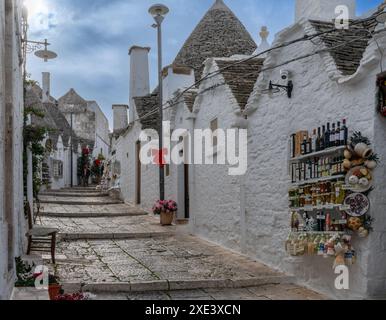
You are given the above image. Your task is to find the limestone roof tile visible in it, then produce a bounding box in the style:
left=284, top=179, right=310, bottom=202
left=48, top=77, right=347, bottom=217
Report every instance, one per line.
left=173, top=0, right=257, bottom=81
left=215, top=58, right=264, bottom=110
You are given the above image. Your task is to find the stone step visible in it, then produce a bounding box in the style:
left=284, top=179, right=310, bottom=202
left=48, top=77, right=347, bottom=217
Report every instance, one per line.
left=59, top=232, right=174, bottom=241
left=61, top=276, right=295, bottom=294
left=39, top=198, right=123, bottom=205
left=40, top=211, right=147, bottom=218
left=61, top=188, right=98, bottom=192
left=39, top=192, right=109, bottom=198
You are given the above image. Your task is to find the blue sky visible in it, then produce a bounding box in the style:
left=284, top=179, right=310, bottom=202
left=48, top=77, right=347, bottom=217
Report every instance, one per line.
left=26, top=0, right=383, bottom=128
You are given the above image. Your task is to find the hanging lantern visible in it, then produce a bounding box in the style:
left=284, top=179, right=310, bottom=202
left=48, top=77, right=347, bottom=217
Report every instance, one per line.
left=377, top=73, right=386, bottom=117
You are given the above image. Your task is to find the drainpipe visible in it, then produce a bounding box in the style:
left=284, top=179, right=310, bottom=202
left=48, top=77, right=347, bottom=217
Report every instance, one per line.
left=186, top=113, right=196, bottom=234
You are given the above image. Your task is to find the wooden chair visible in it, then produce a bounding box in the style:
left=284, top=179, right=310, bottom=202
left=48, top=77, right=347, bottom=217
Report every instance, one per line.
left=25, top=201, right=58, bottom=264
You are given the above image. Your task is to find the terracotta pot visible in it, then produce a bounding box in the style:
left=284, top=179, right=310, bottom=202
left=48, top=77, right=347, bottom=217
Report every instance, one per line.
left=48, top=284, right=62, bottom=300
left=160, top=211, right=174, bottom=226
left=354, top=143, right=373, bottom=159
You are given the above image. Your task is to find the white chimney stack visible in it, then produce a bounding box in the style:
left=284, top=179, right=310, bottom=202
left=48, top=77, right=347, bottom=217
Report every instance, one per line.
left=253, top=26, right=270, bottom=56
left=129, top=46, right=150, bottom=124
left=295, top=0, right=356, bottom=22
left=42, top=72, right=50, bottom=103
left=112, top=104, right=129, bottom=133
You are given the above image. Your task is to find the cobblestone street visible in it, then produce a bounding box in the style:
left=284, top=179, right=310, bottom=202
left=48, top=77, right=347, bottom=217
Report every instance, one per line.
left=36, top=188, right=326, bottom=300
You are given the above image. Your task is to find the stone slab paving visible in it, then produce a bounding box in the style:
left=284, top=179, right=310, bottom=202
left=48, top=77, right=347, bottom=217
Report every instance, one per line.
left=39, top=196, right=123, bottom=205
left=93, top=284, right=325, bottom=300
left=39, top=203, right=148, bottom=218
left=51, top=235, right=293, bottom=288
left=40, top=216, right=175, bottom=239
left=40, top=192, right=109, bottom=197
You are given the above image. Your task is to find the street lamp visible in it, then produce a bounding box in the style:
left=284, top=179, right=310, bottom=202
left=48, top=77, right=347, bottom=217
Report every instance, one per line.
left=149, top=4, right=169, bottom=201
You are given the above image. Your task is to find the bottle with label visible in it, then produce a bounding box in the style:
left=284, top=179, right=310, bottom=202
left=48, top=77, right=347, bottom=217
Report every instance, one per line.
left=307, top=138, right=312, bottom=154
left=316, top=128, right=321, bottom=152
left=325, top=123, right=331, bottom=149
left=311, top=129, right=317, bottom=153
left=336, top=122, right=341, bottom=147
left=341, top=119, right=348, bottom=146
left=301, top=135, right=307, bottom=155
left=320, top=126, right=326, bottom=151
left=330, top=123, right=336, bottom=147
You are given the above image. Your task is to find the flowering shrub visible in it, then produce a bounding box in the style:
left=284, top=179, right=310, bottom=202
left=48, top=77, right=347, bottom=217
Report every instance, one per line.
left=152, top=200, right=178, bottom=215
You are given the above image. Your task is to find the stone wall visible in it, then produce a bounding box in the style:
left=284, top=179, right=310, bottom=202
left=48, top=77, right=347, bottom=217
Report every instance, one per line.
left=189, top=61, right=244, bottom=252
left=0, top=0, right=25, bottom=300
left=114, top=122, right=159, bottom=213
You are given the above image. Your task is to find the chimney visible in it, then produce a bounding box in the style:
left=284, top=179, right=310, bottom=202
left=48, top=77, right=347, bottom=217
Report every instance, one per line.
left=295, top=0, right=356, bottom=22
left=129, top=46, right=151, bottom=124
left=42, top=72, right=50, bottom=103
left=112, top=104, right=128, bottom=133
left=253, top=26, right=270, bottom=57
left=162, top=65, right=195, bottom=104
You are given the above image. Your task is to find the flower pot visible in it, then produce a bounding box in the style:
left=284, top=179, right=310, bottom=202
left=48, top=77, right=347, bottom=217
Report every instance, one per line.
left=354, top=143, right=373, bottom=159
left=160, top=211, right=174, bottom=226
left=48, top=284, right=62, bottom=300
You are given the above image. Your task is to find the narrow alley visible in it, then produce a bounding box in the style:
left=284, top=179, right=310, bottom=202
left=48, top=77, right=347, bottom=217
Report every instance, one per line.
left=36, top=187, right=325, bottom=300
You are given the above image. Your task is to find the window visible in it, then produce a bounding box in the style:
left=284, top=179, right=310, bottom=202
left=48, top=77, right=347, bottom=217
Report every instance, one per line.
left=165, top=164, right=170, bottom=177
left=53, top=160, right=63, bottom=178
left=210, top=118, right=218, bottom=146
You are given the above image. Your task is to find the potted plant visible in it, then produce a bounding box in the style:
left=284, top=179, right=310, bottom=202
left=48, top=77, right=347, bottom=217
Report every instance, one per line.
left=153, top=200, right=178, bottom=226
left=48, top=275, right=61, bottom=300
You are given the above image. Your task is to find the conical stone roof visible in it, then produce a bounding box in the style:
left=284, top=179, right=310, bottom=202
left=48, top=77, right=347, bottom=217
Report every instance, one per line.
left=58, top=88, right=87, bottom=106
left=173, top=0, right=257, bottom=81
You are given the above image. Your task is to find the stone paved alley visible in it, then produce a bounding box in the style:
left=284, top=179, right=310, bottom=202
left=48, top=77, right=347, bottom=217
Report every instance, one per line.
left=36, top=188, right=326, bottom=300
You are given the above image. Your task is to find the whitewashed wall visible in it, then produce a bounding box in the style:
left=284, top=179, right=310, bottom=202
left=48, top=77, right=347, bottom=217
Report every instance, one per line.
left=0, top=0, right=25, bottom=300
left=88, top=101, right=110, bottom=158
left=189, top=60, right=244, bottom=252
left=242, top=22, right=386, bottom=299
left=114, top=121, right=159, bottom=213
left=0, top=0, right=7, bottom=299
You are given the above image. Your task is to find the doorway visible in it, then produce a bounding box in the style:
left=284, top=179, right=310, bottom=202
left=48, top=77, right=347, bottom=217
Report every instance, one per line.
left=135, top=141, right=141, bottom=205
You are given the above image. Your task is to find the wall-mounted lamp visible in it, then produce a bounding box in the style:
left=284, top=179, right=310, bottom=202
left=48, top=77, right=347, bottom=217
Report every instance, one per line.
left=262, top=80, right=294, bottom=98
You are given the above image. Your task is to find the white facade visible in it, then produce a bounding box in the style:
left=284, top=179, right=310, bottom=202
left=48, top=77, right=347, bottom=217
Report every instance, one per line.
left=0, top=0, right=26, bottom=300
left=88, top=101, right=110, bottom=158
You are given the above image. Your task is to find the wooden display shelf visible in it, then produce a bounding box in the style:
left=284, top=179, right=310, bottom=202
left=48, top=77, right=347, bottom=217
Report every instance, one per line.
left=290, top=204, right=350, bottom=212
left=290, top=146, right=346, bottom=162
left=290, top=174, right=345, bottom=187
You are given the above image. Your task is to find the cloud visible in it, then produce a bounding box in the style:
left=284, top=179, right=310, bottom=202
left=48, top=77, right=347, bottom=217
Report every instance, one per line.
left=26, top=0, right=383, bottom=129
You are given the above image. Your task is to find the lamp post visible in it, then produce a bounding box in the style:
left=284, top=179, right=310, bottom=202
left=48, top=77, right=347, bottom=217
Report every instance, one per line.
left=149, top=4, right=169, bottom=201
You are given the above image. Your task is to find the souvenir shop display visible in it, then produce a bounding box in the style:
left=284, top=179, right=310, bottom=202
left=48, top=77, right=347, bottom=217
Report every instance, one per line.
left=287, top=125, right=378, bottom=268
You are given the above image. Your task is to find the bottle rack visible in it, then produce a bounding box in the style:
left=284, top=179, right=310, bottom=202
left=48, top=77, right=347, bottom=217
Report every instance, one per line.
left=290, top=146, right=346, bottom=162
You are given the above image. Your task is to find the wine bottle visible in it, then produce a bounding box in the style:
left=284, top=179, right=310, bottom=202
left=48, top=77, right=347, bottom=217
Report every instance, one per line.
left=320, top=125, right=326, bottom=151
left=307, top=138, right=312, bottom=154
left=311, top=129, right=317, bottom=153
left=301, top=135, right=307, bottom=155
left=316, top=128, right=321, bottom=152
left=336, top=122, right=341, bottom=147
left=341, top=119, right=348, bottom=145
left=330, top=123, right=336, bottom=148
left=325, top=123, right=331, bottom=149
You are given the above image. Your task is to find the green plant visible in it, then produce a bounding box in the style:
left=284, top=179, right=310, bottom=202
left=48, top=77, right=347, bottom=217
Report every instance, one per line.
left=368, top=153, right=380, bottom=163
left=15, top=257, right=35, bottom=287
left=23, top=80, right=51, bottom=199
left=350, top=131, right=371, bottom=147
